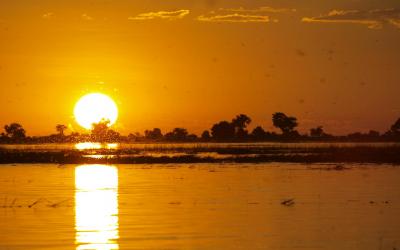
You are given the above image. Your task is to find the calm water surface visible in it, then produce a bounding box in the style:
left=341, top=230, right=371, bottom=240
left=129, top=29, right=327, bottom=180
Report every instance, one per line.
left=0, top=163, right=399, bottom=250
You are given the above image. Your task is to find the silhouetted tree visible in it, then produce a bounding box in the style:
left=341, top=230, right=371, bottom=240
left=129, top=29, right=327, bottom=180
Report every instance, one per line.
left=144, top=128, right=163, bottom=141
left=236, top=128, right=249, bottom=139
left=127, top=132, right=143, bottom=142
left=165, top=128, right=189, bottom=141
left=69, top=132, right=80, bottom=143
left=106, top=129, right=121, bottom=142
left=211, top=121, right=235, bottom=141
left=368, top=130, right=380, bottom=137
left=348, top=132, right=367, bottom=141
left=4, top=123, right=26, bottom=140
left=310, top=126, right=324, bottom=137
left=201, top=130, right=211, bottom=141
left=187, top=134, right=198, bottom=141
left=272, top=112, right=298, bottom=135
left=56, top=124, right=67, bottom=136
left=390, top=118, right=400, bottom=134
left=251, top=126, right=266, bottom=140
left=91, top=119, right=120, bottom=142
left=91, top=120, right=110, bottom=142
left=232, top=114, right=251, bottom=130
left=382, top=118, right=400, bottom=140
left=4, top=113, right=400, bottom=144
left=232, top=114, right=251, bottom=139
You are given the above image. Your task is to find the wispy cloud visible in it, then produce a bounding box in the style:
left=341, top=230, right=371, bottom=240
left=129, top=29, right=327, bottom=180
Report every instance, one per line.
left=197, top=6, right=294, bottom=23
left=219, top=6, right=296, bottom=13
left=197, top=13, right=269, bottom=23
left=42, top=12, right=54, bottom=19
left=81, top=14, right=93, bottom=21
left=302, top=8, right=400, bottom=29
left=128, top=10, right=190, bottom=21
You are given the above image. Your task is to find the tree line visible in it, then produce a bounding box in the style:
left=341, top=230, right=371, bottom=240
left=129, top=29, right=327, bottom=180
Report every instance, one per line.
left=1, top=113, right=400, bottom=143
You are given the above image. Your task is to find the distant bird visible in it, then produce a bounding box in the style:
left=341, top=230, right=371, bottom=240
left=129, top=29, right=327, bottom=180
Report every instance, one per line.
left=296, top=49, right=305, bottom=57
left=281, top=198, right=295, bottom=206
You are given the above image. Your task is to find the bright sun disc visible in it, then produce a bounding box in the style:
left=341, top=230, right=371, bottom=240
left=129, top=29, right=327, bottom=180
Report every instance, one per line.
left=74, top=93, right=118, bottom=130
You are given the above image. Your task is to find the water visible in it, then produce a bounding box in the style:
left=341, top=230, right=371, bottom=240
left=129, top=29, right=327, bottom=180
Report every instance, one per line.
left=0, top=163, right=399, bottom=249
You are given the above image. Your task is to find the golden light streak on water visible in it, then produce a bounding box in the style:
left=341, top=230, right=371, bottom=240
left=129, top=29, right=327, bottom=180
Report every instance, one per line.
left=75, top=143, right=119, bottom=150
left=75, top=165, right=119, bottom=250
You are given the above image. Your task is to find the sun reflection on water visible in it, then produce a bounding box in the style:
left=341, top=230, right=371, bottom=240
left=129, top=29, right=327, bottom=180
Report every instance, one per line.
left=75, top=165, right=119, bottom=250
left=75, top=143, right=119, bottom=150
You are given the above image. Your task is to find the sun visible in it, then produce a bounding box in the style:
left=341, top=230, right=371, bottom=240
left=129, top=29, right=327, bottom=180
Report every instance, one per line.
left=74, top=93, right=118, bottom=130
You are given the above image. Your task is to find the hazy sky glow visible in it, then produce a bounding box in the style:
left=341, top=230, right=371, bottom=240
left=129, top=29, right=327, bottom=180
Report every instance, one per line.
left=1, top=0, right=400, bottom=135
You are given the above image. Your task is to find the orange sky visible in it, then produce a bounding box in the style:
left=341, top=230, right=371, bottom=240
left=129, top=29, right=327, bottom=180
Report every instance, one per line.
left=1, top=0, right=400, bottom=136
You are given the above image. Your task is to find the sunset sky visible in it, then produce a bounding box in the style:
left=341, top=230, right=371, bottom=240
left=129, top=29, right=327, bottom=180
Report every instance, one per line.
left=1, top=0, right=400, bottom=136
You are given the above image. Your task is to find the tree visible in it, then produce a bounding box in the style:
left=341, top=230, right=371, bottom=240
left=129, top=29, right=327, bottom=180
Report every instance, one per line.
left=187, top=134, right=198, bottom=141
left=201, top=130, right=211, bottom=141
left=272, top=112, right=298, bottom=135
left=211, top=121, right=235, bottom=141
left=310, top=126, right=324, bottom=137
left=232, top=114, right=251, bottom=139
left=56, top=124, right=67, bottom=136
left=91, top=119, right=120, bottom=142
left=106, top=129, right=121, bottom=142
left=368, top=130, right=380, bottom=137
left=231, top=114, right=251, bottom=130
left=128, top=132, right=143, bottom=142
left=4, top=123, right=26, bottom=140
left=144, top=128, right=163, bottom=140
left=164, top=128, right=189, bottom=141
left=236, top=128, right=249, bottom=139
left=390, top=118, right=400, bottom=134
left=251, top=126, right=266, bottom=140
left=69, top=132, right=80, bottom=142
left=91, top=120, right=110, bottom=140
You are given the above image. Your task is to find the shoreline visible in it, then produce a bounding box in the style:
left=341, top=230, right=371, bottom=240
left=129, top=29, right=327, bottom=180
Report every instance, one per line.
left=1, top=145, right=400, bottom=164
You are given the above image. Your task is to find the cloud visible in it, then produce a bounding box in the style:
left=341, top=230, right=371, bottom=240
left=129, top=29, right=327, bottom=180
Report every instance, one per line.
left=197, top=13, right=269, bottom=23
left=219, top=6, right=296, bottom=13
left=302, top=8, right=400, bottom=29
left=197, top=6, right=295, bottom=23
left=42, top=12, right=54, bottom=19
left=128, top=10, right=190, bottom=21
left=197, top=13, right=270, bottom=23
left=81, top=14, right=93, bottom=21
